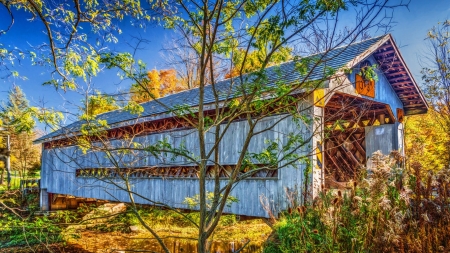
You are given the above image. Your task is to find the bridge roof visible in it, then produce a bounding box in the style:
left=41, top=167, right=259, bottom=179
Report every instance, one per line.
left=35, top=34, right=427, bottom=144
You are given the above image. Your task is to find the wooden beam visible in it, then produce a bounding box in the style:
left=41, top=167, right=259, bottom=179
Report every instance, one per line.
left=385, top=71, right=408, bottom=78
left=367, top=116, right=378, bottom=126
left=379, top=60, right=402, bottom=66
left=348, top=135, right=366, bottom=158
left=375, top=43, right=394, bottom=52
left=398, top=93, right=420, bottom=99
left=389, top=76, right=411, bottom=82
left=391, top=83, right=413, bottom=88
left=336, top=153, right=354, bottom=175
left=404, top=103, right=427, bottom=108
left=375, top=55, right=398, bottom=62
left=325, top=152, right=340, bottom=170
left=385, top=105, right=396, bottom=123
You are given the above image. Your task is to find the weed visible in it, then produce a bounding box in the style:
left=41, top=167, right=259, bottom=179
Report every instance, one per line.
left=264, top=151, right=450, bottom=253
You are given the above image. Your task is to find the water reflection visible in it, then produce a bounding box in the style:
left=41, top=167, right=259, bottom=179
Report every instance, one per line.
left=132, top=239, right=262, bottom=253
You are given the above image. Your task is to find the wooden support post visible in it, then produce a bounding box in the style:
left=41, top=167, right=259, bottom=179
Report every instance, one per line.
left=312, top=105, right=324, bottom=198
left=378, top=114, right=385, bottom=125
left=40, top=188, right=49, bottom=211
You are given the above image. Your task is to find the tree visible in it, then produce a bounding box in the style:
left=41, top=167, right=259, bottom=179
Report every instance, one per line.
left=0, top=0, right=153, bottom=89
left=0, top=86, right=41, bottom=186
left=0, top=0, right=150, bottom=190
left=420, top=20, right=450, bottom=168
left=83, top=91, right=120, bottom=117
left=75, top=1, right=405, bottom=252
left=405, top=110, right=449, bottom=172
left=130, top=69, right=185, bottom=103
left=0, top=86, right=34, bottom=187
left=10, top=131, right=41, bottom=179
left=0, top=86, right=62, bottom=187
left=225, top=46, right=293, bottom=79
left=0, top=86, right=35, bottom=133
left=162, top=37, right=204, bottom=90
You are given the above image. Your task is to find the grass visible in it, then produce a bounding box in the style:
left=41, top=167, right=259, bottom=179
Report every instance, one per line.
left=0, top=170, right=41, bottom=192
left=0, top=177, right=21, bottom=191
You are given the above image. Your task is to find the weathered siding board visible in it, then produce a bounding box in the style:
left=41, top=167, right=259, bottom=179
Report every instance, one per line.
left=61, top=177, right=277, bottom=217
left=69, top=115, right=306, bottom=168
left=365, top=124, right=394, bottom=157
left=40, top=150, right=50, bottom=189
left=41, top=113, right=314, bottom=217
left=277, top=99, right=314, bottom=210
left=311, top=105, right=323, bottom=198
left=374, top=69, right=403, bottom=119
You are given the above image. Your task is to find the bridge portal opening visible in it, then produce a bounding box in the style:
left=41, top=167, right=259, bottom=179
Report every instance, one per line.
left=323, top=93, right=395, bottom=188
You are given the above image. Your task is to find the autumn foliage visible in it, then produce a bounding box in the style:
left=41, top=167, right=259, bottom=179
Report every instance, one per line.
left=405, top=110, right=450, bottom=172
left=404, top=21, right=450, bottom=172
left=225, top=47, right=292, bottom=79
left=84, top=91, right=120, bottom=117
left=130, top=69, right=186, bottom=103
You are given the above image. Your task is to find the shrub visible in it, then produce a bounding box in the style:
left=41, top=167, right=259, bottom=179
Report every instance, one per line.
left=264, top=151, right=450, bottom=253
left=0, top=214, right=62, bottom=247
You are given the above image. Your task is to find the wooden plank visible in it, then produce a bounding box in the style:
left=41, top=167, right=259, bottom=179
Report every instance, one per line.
left=391, top=81, right=413, bottom=86
left=398, top=93, right=420, bottom=98
left=348, top=135, right=365, bottom=158
left=325, top=152, right=340, bottom=171
left=375, top=55, right=398, bottom=62
left=375, top=43, right=394, bottom=52
left=385, top=71, right=408, bottom=78
left=389, top=76, right=411, bottom=82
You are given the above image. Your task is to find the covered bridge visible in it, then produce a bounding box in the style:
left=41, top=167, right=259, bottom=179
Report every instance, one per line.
left=35, top=34, right=427, bottom=217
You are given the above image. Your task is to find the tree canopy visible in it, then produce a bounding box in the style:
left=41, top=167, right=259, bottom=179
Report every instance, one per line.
left=225, top=47, right=293, bottom=79
left=410, top=20, right=450, bottom=170
left=0, top=86, right=36, bottom=133
left=0, top=86, right=41, bottom=184
left=130, top=69, right=185, bottom=103
left=405, top=110, right=450, bottom=172
left=83, top=91, right=120, bottom=117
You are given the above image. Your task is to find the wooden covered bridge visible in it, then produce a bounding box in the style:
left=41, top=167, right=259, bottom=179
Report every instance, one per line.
left=35, top=34, right=427, bottom=217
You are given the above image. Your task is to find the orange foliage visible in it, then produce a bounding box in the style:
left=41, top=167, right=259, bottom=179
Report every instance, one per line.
left=130, top=69, right=186, bottom=103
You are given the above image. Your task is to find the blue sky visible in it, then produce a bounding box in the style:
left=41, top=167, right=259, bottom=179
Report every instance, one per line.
left=0, top=0, right=449, bottom=129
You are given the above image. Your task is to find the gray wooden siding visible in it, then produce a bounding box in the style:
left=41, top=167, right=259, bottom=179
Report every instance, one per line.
left=365, top=125, right=395, bottom=156
left=41, top=113, right=314, bottom=217
left=365, top=123, right=403, bottom=157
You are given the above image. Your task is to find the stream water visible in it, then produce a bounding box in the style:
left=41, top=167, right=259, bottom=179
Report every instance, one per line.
left=131, top=239, right=263, bottom=253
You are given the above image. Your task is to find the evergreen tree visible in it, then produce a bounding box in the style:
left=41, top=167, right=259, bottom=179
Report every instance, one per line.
left=0, top=86, right=40, bottom=182
left=0, top=85, right=36, bottom=133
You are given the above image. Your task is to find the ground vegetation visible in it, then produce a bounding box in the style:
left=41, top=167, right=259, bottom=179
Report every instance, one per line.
left=264, top=152, right=450, bottom=253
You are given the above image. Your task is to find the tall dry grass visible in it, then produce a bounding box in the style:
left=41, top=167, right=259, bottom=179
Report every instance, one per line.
left=264, top=151, right=450, bottom=253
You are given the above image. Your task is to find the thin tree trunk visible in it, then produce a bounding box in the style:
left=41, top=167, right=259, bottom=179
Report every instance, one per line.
left=6, top=135, right=11, bottom=190
left=198, top=233, right=209, bottom=253
left=0, top=167, right=4, bottom=185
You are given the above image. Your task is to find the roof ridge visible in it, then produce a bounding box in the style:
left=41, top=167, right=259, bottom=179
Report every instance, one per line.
left=216, top=34, right=389, bottom=83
